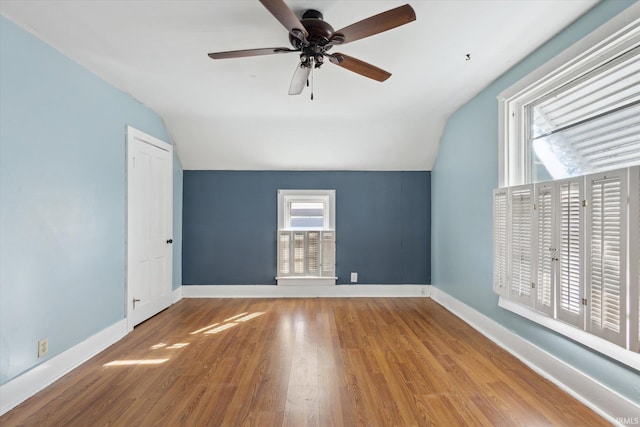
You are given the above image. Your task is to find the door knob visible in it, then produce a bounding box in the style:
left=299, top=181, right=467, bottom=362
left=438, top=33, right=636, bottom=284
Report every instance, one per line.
left=166, top=239, right=173, bottom=244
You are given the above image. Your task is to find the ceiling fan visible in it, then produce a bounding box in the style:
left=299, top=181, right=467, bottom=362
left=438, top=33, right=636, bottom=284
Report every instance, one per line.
left=208, top=0, right=416, bottom=96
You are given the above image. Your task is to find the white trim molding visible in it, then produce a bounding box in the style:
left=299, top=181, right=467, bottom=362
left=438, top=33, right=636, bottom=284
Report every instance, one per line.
left=172, top=286, right=183, bottom=304
left=275, top=277, right=337, bottom=286
left=182, top=284, right=431, bottom=298
left=499, top=296, right=640, bottom=371
left=430, top=287, right=639, bottom=426
left=0, top=319, right=128, bottom=416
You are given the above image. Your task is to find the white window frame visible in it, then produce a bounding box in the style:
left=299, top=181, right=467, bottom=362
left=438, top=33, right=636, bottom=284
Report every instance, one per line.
left=497, top=2, right=640, bottom=188
left=277, top=189, right=335, bottom=230
left=276, top=190, right=336, bottom=286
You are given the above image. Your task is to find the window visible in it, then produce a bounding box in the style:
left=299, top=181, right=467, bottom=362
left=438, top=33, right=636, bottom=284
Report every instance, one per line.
left=528, top=50, right=640, bottom=183
left=498, top=5, right=640, bottom=187
left=289, top=202, right=325, bottom=229
left=276, top=190, right=336, bottom=286
left=494, top=4, right=640, bottom=370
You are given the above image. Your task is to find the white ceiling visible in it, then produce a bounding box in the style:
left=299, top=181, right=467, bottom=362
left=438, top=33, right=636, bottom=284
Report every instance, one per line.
left=1, top=0, right=598, bottom=170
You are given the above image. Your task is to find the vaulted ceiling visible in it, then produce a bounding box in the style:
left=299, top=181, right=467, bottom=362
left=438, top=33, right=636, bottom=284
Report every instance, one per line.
left=1, top=0, right=598, bottom=170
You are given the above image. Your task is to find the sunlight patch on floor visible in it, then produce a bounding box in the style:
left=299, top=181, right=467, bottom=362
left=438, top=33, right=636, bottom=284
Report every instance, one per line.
left=104, top=359, right=169, bottom=367
left=224, top=312, right=248, bottom=322
left=190, top=323, right=220, bottom=334
left=167, top=343, right=189, bottom=349
left=192, top=312, right=265, bottom=335
left=235, top=312, right=264, bottom=322
left=205, top=323, right=238, bottom=334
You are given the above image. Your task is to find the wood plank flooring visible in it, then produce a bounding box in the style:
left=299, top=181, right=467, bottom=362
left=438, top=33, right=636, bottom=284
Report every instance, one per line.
left=1, top=298, right=609, bottom=426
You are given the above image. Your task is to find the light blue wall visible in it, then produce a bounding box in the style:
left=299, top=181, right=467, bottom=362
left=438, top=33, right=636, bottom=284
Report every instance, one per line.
left=0, top=16, right=182, bottom=384
left=432, top=0, right=639, bottom=405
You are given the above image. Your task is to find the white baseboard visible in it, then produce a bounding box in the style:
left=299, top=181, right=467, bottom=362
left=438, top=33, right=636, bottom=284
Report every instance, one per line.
left=171, top=286, right=183, bottom=304
left=430, top=287, right=639, bottom=426
left=182, top=284, right=431, bottom=298
left=0, top=319, right=128, bottom=416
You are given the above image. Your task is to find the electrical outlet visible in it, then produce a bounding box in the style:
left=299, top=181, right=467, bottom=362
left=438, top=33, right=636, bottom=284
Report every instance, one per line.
left=350, top=272, right=358, bottom=283
left=38, top=338, right=48, bottom=358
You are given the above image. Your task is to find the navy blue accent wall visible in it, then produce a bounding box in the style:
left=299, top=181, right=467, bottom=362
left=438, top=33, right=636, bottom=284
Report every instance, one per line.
left=183, top=171, right=430, bottom=285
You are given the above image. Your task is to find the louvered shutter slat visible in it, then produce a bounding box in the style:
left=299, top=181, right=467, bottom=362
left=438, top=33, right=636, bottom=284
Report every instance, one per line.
left=494, top=189, right=509, bottom=296
left=556, top=179, right=584, bottom=327
left=278, top=232, right=291, bottom=275
left=587, top=171, right=627, bottom=346
left=321, top=231, right=335, bottom=277
left=510, top=186, right=534, bottom=305
left=293, top=232, right=306, bottom=274
left=307, top=231, right=320, bottom=274
left=535, top=184, right=554, bottom=315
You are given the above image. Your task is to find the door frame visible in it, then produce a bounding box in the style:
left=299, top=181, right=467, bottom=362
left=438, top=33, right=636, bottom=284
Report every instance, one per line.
left=126, top=125, right=173, bottom=331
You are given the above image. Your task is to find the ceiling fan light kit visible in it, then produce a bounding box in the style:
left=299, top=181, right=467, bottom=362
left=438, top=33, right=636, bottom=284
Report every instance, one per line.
left=208, top=0, right=416, bottom=96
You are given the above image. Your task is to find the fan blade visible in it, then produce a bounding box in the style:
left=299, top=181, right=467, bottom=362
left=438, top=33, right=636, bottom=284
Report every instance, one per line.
left=332, top=4, right=415, bottom=44
left=259, top=0, right=308, bottom=39
left=327, top=53, right=391, bottom=82
left=289, top=63, right=311, bottom=95
left=208, top=47, right=297, bottom=60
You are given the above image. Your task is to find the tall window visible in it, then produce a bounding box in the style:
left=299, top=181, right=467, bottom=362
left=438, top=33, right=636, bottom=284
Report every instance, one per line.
left=498, top=7, right=640, bottom=187
left=276, top=190, right=336, bottom=285
left=493, top=4, right=640, bottom=370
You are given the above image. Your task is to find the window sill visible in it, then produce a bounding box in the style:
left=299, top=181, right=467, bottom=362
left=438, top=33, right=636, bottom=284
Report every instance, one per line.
left=276, top=277, right=337, bottom=286
left=498, top=297, right=640, bottom=371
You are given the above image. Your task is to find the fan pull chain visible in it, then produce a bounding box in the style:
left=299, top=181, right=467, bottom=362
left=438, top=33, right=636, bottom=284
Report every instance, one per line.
left=310, top=65, right=314, bottom=101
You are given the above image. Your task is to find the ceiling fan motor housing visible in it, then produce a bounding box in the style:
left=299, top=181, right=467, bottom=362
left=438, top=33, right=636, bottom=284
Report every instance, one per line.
left=289, top=9, right=336, bottom=51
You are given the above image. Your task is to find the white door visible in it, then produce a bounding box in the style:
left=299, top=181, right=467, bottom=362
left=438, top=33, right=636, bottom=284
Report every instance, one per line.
left=126, top=126, right=173, bottom=330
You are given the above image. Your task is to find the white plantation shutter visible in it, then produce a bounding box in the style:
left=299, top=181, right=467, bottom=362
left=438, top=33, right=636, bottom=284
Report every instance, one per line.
left=278, top=232, right=291, bottom=275
left=534, top=183, right=555, bottom=316
left=630, top=166, right=640, bottom=352
left=307, top=231, right=320, bottom=275
left=510, top=185, right=534, bottom=306
left=321, top=231, right=335, bottom=277
left=586, top=169, right=628, bottom=346
left=293, top=231, right=306, bottom=274
left=276, top=230, right=335, bottom=278
left=556, top=178, right=585, bottom=327
left=493, top=189, right=509, bottom=296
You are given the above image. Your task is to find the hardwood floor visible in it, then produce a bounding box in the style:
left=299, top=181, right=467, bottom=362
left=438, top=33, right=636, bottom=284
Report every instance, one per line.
left=2, top=298, right=609, bottom=426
